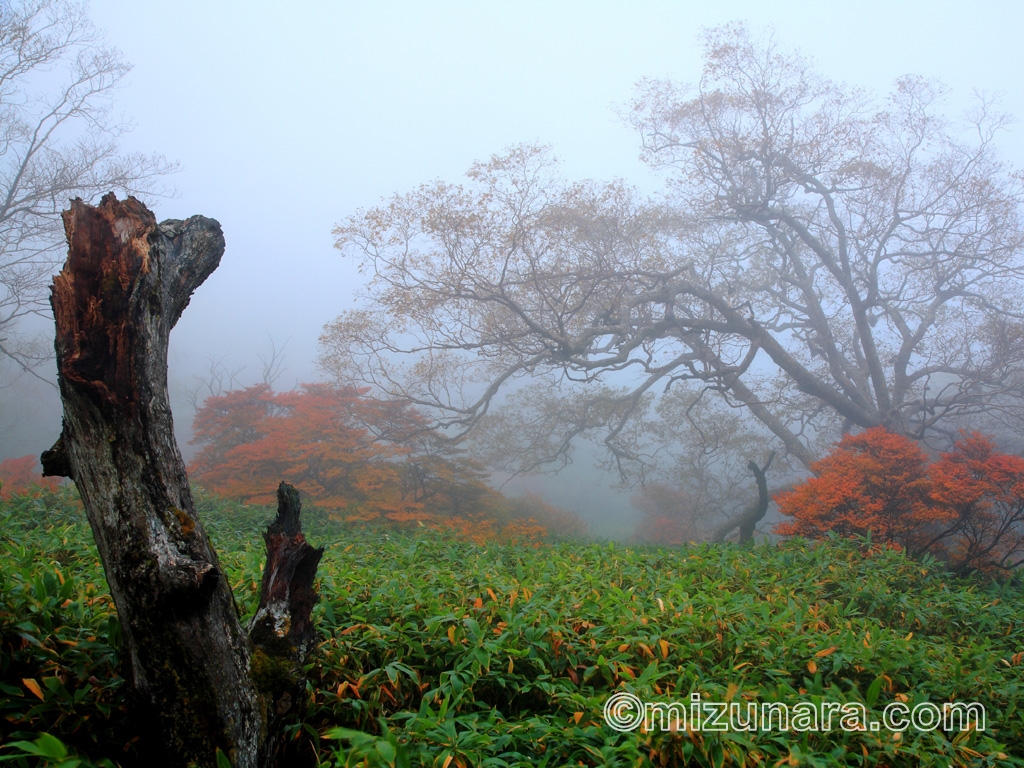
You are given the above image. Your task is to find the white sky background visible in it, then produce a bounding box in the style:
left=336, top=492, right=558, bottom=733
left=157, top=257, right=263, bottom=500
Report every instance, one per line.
left=12, top=0, right=1024, bottom=534
left=86, top=0, right=1024, bottom=388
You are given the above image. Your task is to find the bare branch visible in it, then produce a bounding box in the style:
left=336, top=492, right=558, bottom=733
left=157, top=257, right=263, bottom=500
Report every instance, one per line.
left=321, top=25, right=1024, bottom=508
left=0, top=0, right=177, bottom=373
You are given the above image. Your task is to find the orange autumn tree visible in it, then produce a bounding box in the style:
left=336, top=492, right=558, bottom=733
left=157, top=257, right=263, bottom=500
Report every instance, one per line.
left=190, top=383, right=419, bottom=520
left=189, top=384, right=572, bottom=543
left=0, top=455, right=60, bottom=499
left=775, top=428, right=938, bottom=547
left=776, top=427, right=1024, bottom=574
left=927, top=433, right=1024, bottom=574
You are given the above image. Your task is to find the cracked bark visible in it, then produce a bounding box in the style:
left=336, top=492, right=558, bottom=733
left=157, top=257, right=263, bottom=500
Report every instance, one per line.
left=41, top=194, right=320, bottom=768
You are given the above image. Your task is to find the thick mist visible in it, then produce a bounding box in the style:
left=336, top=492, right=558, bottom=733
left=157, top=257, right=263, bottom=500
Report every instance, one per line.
left=4, top=1, right=1024, bottom=540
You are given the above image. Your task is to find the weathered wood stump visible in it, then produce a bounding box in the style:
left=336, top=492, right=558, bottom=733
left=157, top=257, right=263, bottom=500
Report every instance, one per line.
left=42, top=194, right=322, bottom=767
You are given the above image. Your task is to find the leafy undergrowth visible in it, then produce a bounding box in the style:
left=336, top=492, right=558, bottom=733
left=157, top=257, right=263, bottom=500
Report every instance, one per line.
left=1, top=489, right=1022, bottom=767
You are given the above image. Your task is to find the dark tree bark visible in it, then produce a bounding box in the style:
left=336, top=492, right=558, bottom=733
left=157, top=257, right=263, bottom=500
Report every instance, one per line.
left=41, top=194, right=321, bottom=768
left=250, top=483, right=324, bottom=758
left=712, top=452, right=776, bottom=545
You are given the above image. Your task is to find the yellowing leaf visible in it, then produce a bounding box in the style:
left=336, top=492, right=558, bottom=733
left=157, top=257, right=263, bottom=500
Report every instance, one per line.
left=659, top=639, right=670, bottom=659
left=807, top=660, right=817, bottom=674
left=815, top=646, right=838, bottom=658
left=22, top=678, right=44, bottom=701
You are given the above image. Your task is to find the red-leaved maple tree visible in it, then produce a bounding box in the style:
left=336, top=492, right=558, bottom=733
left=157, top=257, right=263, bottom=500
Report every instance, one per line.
left=927, top=433, right=1024, bottom=574
left=190, top=383, right=415, bottom=519
left=189, top=384, right=583, bottom=543
left=776, top=428, right=1024, bottom=574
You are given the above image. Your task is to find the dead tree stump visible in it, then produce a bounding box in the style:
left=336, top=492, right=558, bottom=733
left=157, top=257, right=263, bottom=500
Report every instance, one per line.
left=41, top=194, right=321, bottom=768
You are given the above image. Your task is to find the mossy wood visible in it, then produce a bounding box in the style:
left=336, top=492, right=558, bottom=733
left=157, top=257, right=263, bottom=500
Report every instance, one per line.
left=41, top=194, right=322, bottom=768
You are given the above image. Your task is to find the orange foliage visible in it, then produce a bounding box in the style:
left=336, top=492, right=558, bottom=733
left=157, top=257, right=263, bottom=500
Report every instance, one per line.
left=774, top=428, right=938, bottom=546
left=776, top=428, right=1024, bottom=574
left=0, top=455, right=60, bottom=499
left=190, top=384, right=416, bottom=519
left=928, top=433, right=1024, bottom=574
left=189, top=385, right=579, bottom=544
left=498, top=518, right=549, bottom=547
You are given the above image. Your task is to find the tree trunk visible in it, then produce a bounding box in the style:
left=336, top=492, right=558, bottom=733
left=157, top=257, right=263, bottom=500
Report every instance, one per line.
left=250, top=483, right=324, bottom=761
left=712, top=453, right=776, bottom=544
left=41, top=194, right=321, bottom=768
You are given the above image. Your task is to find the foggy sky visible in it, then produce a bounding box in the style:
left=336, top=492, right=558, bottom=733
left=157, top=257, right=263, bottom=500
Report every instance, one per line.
left=84, top=0, right=1024, bottom=387
left=7, top=0, right=1024, bottom=535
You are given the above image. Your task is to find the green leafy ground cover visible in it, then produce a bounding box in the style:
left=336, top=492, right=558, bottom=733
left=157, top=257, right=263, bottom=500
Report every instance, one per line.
left=1, top=489, right=1022, bottom=767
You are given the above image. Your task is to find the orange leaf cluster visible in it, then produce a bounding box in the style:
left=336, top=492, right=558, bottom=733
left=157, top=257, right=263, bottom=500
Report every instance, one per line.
left=189, top=385, right=580, bottom=543
left=776, top=428, right=1024, bottom=574
left=0, top=455, right=60, bottom=499
left=190, top=384, right=410, bottom=516
left=775, top=428, right=938, bottom=544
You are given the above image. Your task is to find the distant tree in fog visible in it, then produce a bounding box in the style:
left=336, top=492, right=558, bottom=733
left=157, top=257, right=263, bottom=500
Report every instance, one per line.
left=189, top=382, right=585, bottom=541
left=0, top=453, right=57, bottom=496
left=320, top=24, right=1024, bottom=524
left=189, top=383, right=414, bottom=513
left=631, top=482, right=703, bottom=546
left=183, top=335, right=290, bottom=413
left=0, top=0, right=173, bottom=376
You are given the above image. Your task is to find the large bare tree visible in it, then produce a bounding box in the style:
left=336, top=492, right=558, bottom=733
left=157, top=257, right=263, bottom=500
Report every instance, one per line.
left=320, top=25, right=1024, bottom=489
left=0, top=0, right=172, bottom=377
